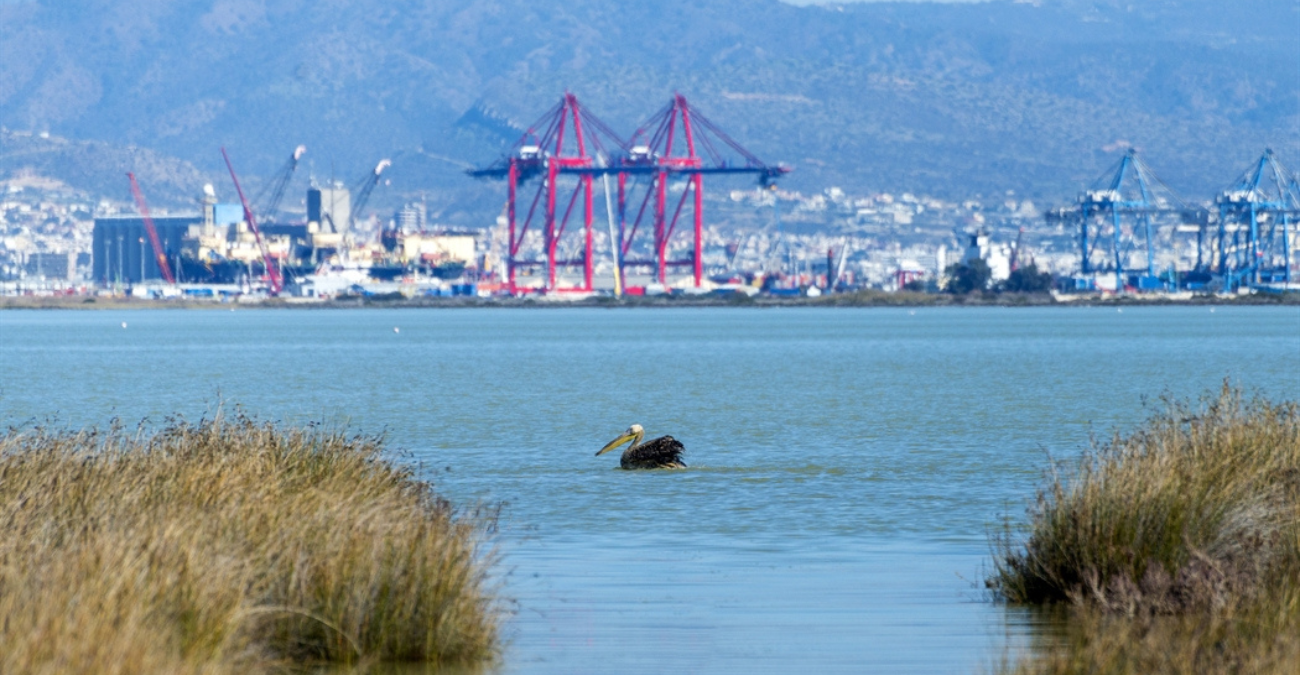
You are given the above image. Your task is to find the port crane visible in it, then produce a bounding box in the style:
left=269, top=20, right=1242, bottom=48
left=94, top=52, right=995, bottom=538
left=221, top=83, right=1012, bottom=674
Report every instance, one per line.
left=614, top=94, right=791, bottom=287
left=1215, top=149, right=1298, bottom=289
left=468, top=92, right=790, bottom=293
left=125, top=172, right=176, bottom=284
left=251, top=145, right=306, bottom=223
left=349, top=159, right=392, bottom=230
left=221, top=147, right=284, bottom=295
left=1073, top=149, right=1187, bottom=290
left=468, top=92, right=627, bottom=292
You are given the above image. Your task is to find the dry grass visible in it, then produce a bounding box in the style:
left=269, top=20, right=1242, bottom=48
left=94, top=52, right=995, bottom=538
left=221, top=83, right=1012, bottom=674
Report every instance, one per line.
left=1005, top=585, right=1300, bottom=675
left=0, top=413, right=499, bottom=674
left=991, top=384, right=1300, bottom=674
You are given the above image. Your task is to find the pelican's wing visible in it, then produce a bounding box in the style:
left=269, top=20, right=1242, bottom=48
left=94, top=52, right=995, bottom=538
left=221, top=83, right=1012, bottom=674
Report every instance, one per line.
left=624, top=435, right=686, bottom=469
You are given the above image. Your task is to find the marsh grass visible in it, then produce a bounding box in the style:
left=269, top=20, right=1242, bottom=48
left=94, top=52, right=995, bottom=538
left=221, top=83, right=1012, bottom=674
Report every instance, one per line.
left=991, top=384, right=1300, bottom=673
left=1003, top=584, right=1300, bottom=674
left=0, top=413, right=499, bottom=674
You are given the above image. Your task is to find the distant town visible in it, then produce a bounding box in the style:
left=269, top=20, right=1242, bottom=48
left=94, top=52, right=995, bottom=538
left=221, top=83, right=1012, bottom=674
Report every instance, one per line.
left=1, top=138, right=1295, bottom=303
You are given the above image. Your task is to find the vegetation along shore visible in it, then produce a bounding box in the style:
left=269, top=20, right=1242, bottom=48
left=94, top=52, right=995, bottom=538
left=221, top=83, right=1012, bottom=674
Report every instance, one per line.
left=3, top=382, right=1297, bottom=674
left=991, top=385, right=1300, bottom=674
left=0, top=414, right=499, bottom=674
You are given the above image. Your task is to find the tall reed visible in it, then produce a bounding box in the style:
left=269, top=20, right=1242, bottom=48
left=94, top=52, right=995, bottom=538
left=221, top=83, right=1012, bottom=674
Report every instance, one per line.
left=991, top=384, right=1300, bottom=673
left=0, top=413, right=499, bottom=674
left=992, top=384, right=1300, bottom=610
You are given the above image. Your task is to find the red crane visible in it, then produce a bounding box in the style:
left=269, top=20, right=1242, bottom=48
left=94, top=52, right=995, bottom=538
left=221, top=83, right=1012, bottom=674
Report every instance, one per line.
left=594, top=94, right=790, bottom=287
left=469, top=92, right=790, bottom=293
left=221, top=147, right=284, bottom=295
left=468, top=92, right=625, bottom=293
left=125, top=172, right=176, bottom=284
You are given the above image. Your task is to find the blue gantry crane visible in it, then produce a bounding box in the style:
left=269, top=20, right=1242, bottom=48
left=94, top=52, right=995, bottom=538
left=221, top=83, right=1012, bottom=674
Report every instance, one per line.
left=1215, top=149, right=1298, bottom=290
left=1075, top=149, right=1187, bottom=290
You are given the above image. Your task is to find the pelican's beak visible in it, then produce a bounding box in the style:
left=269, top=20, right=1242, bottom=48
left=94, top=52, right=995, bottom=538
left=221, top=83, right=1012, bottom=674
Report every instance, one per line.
left=596, top=432, right=635, bottom=456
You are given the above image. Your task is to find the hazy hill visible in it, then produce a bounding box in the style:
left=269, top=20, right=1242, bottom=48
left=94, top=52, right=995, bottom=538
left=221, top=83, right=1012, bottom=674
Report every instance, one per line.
left=1, top=0, right=1296, bottom=218
left=0, top=128, right=210, bottom=205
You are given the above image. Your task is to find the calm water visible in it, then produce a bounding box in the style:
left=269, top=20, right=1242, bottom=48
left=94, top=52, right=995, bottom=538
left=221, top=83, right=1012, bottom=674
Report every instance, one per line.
left=2, top=306, right=1298, bottom=673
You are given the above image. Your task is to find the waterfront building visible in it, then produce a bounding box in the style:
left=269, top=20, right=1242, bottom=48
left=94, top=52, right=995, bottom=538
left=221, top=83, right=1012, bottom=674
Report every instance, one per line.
left=92, top=216, right=198, bottom=284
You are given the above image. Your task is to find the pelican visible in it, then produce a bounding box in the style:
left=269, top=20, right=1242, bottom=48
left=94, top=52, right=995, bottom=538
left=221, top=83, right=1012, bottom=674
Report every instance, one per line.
left=596, top=424, right=686, bottom=470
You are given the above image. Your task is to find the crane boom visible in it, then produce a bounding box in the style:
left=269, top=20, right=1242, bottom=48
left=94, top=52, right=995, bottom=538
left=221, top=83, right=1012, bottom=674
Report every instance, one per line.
left=221, top=147, right=284, bottom=294
left=349, top=159, right=391, bottom=227
left=834, top=242, right=849, bottom=288
left=125, top=172, right=176, bottom=284
left=253, top=145, right=306, bottom=222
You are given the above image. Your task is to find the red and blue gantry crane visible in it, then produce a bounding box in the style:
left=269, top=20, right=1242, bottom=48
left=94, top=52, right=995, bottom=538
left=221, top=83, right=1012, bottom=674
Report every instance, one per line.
left=615, top=93, right=790, bottom=287
left=468, top=92, right=625, bottom=293
left=469, top=92, right=789, bottom=293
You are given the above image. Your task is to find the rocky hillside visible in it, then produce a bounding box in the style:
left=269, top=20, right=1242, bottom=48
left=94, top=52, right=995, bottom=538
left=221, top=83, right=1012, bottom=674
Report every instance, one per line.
left=1, top=0, right=1295, bottom=215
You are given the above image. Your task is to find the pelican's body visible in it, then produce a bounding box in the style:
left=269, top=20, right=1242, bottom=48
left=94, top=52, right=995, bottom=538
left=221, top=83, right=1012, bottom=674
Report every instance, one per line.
left=596, top=424, right=686, bottom=470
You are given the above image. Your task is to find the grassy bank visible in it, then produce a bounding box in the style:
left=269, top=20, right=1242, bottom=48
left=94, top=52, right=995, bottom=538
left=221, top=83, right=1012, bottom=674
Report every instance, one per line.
left=0, top=414, right=499, bottom=674
left=991, top=385, right=1300, bottom=673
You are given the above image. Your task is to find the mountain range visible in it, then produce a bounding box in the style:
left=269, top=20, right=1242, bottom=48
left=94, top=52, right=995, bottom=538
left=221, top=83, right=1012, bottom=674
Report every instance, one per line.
left=1, top=0, right=1296, bottom=221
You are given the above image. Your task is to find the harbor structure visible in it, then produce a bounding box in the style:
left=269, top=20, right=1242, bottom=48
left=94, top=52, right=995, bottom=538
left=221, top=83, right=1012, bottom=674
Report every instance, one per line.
left=1215, top=149, right=1297, bottom=290
left=308, top=187, right=351, bottom=235
left=469, top=92, right=789, bottom=294
left=1046, top=147, right=1298, bottom=294
left=92, top=216, right=196, bottom=285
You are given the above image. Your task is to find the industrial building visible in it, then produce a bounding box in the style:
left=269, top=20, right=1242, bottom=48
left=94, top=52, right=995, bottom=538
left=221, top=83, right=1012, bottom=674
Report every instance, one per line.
left=88, top=174, right=482, bottom=295
left=307, top=187, right=351, bottom=234
left=92, top=216, right=198, bottom=285
left=23, top=251, right=79, bottom=280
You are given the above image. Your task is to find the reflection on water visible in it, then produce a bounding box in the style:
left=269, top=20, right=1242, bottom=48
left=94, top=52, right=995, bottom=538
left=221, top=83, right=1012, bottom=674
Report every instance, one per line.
left=2, top=306, right=1296, bottom=673
left=312, top=661, right=491, bottom=675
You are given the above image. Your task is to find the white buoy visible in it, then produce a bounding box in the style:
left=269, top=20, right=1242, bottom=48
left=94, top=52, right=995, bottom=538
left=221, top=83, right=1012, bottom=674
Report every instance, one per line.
left=393, top=327, right=400, bottom=333
left=121, top=321, right=127, bottom=328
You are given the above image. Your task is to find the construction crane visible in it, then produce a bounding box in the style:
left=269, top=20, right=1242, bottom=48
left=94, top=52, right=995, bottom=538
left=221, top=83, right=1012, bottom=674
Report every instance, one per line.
left=221, top=147, right=284, bottom=295
left=251, top=145, right=306, bottom=223
left=349, top=159, right=392, bottom=230
left=125, top=172, right=176, bottom=284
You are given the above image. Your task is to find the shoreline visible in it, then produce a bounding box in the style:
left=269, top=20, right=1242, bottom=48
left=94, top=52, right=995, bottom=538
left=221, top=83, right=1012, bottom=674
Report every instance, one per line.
left=1, top=290, right=1296, bottom=310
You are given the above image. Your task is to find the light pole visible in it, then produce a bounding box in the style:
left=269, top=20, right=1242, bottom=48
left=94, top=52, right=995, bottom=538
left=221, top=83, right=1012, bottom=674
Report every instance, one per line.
left=139, top=236, right=146, bottom=283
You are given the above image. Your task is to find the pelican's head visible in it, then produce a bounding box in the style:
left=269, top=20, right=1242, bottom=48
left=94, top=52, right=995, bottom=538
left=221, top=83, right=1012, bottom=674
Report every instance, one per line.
left=596, top=424, right=644, bottom=456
